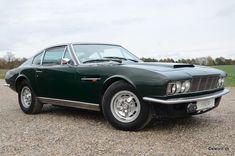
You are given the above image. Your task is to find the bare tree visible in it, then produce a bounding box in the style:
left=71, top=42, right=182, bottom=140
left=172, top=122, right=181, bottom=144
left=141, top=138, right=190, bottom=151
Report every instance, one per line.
left=4, top=52, right=15, bottom=63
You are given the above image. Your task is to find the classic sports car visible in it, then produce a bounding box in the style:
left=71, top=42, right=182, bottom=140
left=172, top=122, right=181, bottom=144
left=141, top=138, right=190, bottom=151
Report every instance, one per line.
left=5, top=43, right=229, bottom=130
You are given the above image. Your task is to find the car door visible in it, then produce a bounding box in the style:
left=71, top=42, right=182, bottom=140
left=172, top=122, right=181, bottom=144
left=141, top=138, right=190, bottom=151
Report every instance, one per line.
left=36, top=46, right=77, bottom=100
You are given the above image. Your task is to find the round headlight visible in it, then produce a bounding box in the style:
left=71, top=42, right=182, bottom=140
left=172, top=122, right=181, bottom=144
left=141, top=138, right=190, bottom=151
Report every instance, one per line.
left=182, top=80, right=190, bottom=93
left=167, top=80, right=191, bottom=95
left=221, top=77, right=225, bottom=87
left=175, top=81, right=181, bottom=93
left=167, top=83, right=177, bottom=95
left=171, top=84, right=176, bottom=94
left=217, top=78, right=222, bottom=88
left=185, top=81, right=191, bottom=92
left=181, top=85, right=185, bottom=93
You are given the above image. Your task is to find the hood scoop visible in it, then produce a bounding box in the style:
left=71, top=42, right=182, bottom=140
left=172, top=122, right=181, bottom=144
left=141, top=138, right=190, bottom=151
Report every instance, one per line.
left=139, top=62, right=195, bottom=69
left=124, top=62, right=196, bottom=72
left=173, top=64, right=195, bottom=68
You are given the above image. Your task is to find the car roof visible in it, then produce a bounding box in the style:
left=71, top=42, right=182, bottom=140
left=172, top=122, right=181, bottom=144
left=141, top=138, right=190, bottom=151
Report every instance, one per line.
left=33, top=42, right=122, bottom=57
left=70, top=42, right=121, bottom=46
left=43, top=42, right=121, bottom=50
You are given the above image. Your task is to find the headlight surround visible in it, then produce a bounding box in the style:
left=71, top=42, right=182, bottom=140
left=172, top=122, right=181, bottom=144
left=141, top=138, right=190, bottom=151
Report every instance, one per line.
left=175, top=81, right=181, bottom=93
left=171, top=83, right=176, bottom=94
left=167, top=80, right=191, bottom=95
left=217, top=77, right=225, bottom=88
left=182, top=80, right=191, bottom=93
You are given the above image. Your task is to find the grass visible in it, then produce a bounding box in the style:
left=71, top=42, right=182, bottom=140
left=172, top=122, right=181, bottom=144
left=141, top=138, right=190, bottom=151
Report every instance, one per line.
left=0, top=69, right=7, bottom=79
left=0, top=65, right=234, bottom=87
left=212, top=65, right=235, bottom=87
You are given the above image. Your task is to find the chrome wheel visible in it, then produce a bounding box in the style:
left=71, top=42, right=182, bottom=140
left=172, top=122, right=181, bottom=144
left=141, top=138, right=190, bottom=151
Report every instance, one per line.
left=20, top=86, right=32, bottom=108
left=110, top=90, right=141, bottom=123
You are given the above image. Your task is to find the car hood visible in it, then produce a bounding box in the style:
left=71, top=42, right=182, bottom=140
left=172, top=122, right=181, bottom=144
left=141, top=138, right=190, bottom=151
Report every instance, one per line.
left=122, top=62, right=226, bottom=79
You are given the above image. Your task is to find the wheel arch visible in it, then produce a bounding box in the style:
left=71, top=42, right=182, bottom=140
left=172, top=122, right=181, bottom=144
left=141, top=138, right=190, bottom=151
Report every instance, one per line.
left=15, top=74, right=30, bottom=93
left=99, top=75, right=137, bottom=107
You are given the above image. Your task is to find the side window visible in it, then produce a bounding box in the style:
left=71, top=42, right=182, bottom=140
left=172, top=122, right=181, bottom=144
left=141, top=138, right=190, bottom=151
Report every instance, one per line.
left=63, top=48, right=74, bottom=65
left=32, top=52, right=43, bottom=65
left=63, top=48, right=72, bottom=59
left=42, top=47, right=65, bottom=66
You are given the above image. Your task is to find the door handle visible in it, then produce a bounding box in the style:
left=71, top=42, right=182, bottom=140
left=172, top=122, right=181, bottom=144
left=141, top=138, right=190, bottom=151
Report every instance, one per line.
left=36, top=70, right=42, bottom=73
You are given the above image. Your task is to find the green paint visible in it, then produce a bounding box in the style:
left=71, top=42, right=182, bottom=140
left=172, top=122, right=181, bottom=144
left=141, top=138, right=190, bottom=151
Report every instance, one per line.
left=5, top=62, right=227, bottom=105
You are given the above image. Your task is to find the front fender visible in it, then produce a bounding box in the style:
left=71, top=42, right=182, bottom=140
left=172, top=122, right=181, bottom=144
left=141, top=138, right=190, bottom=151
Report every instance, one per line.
left=104, top=75, right=136, bottom=89
left=104, top=69, right=169, bottom=98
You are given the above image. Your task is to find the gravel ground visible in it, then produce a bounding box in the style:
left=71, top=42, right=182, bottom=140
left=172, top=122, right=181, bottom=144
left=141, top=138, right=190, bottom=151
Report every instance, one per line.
left=0, top=80, right=234, bottom=156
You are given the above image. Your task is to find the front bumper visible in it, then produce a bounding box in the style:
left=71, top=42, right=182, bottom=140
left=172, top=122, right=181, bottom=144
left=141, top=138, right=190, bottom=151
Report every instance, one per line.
left=143, top=88, right=230, bottom=104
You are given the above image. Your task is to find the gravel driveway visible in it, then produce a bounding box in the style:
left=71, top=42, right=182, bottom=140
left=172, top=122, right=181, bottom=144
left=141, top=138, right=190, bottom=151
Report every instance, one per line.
left=0, top=80, right=234, bottom=156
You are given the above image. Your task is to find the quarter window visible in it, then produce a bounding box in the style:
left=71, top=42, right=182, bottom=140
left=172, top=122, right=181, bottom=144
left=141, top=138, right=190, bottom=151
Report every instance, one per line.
left=63, top=48, right=72, bottom=60
left=42, top=47, right=65, bottom=65
left=32, top=52, right=43, bottom=65
left=63, top=48, right=74, bottom=65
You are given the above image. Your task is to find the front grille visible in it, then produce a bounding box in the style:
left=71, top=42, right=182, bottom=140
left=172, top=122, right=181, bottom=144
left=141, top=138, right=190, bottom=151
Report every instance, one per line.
left=190, top=75, right=219, bottom=92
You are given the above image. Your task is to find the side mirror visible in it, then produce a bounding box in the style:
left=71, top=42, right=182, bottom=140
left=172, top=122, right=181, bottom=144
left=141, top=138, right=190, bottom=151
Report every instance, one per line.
left=62, top=58, right=71, bottom=65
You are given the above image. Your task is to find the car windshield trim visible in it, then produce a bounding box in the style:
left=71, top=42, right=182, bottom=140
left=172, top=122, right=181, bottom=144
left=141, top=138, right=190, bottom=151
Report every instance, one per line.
left=103, top=56, right=139, bottom=62
left=83, top=58, right=122, bottom=64
left=71, top=44, right=141, bottom=64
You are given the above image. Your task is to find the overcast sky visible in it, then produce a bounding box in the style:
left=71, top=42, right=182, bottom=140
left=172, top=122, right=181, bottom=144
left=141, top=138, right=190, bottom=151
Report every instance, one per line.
left=0, top=0, right=235, bottom=59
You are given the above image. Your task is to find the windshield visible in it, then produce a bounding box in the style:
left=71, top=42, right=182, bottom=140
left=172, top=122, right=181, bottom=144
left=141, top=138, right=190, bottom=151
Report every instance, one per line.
left=72, top=44, right=140, bottom=63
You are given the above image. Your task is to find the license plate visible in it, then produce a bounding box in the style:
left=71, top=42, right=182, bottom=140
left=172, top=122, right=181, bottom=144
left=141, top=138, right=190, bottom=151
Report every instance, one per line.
left=196, top=99, right=215, bottom=111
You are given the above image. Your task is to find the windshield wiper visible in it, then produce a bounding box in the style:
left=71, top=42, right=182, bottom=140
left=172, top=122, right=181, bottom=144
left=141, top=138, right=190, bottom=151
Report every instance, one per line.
left=83, top=59, right=122, bottom=64
left=103, top=56, right=138, bottom=62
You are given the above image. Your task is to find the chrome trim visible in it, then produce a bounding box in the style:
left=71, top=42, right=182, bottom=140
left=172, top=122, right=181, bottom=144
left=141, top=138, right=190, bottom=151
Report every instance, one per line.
left=61, top=46, right=76, bottom=65
left=81, top=77, right=101, bottom=81
left=70, top=43, right=141, bottom=64
left=204, top=76, right=209, bottom=90
left=70, top=42, right=121, bottom=46
left=42, top=46, right=67, bottom=66
left=196, top=77, right=202, bottom=91
left=166, top=78, right=225, bottom=96
left=70, top=44, right=81, bottom=65
left=40, top=50, right=46, bottom=66
left=32, top=44, right=68, bottom=65
left=37, top=44, right=69, bottom=56
left=37, top=97, right=100, bottom=111
left=61, top=46, right=67, bottom=64
left=143, top=89, right=230, bottom=104
left=190, top=75, right=221, bottom=93
left=31, top=50, right=45, bottom=66
left=32, top=42, right=141, bottom=66
left=166, top=80, right=192, bottom=95
left=68, top=44, right=79, bottom=65
left=4, top=83, right=10, bottom=87
left=43, top=43, right=69, bottom=50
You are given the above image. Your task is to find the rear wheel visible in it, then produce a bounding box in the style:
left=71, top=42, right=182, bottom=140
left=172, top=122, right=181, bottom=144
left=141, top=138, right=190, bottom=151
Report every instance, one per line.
left=18, top=80, right=43, bottom=114
left=102, top=80, right=152, bottom=131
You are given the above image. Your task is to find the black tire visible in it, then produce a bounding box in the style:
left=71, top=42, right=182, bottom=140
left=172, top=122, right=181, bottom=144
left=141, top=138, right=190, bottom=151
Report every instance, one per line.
left=102, top=80, right=152, bottom=131
left=18, top=80, right=43, bottom=114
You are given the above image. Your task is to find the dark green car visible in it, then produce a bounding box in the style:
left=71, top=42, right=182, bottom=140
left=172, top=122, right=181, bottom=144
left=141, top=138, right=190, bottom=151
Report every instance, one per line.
left=5, top=43, right=230, bottom=130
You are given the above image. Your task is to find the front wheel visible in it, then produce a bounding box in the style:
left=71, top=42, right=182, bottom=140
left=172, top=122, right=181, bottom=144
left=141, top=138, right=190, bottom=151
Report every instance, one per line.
left=18, top=80, right=43, bottom=114
left=102, top=80, right=152, bottom=131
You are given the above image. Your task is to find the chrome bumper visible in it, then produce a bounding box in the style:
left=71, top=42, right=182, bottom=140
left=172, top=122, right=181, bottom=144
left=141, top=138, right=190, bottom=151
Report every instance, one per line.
left=143, top=89, right=230, bottom=104
left=4, top=83, right=10, bottom=87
